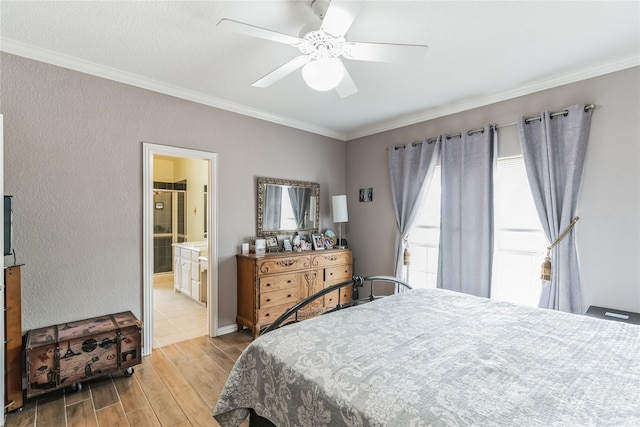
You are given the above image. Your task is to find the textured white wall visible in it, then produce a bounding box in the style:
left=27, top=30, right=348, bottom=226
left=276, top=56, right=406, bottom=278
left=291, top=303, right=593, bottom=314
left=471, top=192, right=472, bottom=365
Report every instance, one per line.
left=1, top=53, right=347, bottom=331
left=347, top=67, right=640, bottom=313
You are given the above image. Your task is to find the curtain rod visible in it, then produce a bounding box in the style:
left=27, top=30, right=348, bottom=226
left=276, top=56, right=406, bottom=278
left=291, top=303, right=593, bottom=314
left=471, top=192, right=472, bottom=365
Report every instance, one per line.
left=393, top=104, right=595, bottom=150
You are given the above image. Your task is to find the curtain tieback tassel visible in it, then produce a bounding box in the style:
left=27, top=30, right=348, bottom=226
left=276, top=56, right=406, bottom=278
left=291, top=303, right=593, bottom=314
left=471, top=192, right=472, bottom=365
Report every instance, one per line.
left=540, top=250, right=552, bottom=281
left=540, top=217, right=580, bottom=282
left=403, top=247, right=410, bottom=266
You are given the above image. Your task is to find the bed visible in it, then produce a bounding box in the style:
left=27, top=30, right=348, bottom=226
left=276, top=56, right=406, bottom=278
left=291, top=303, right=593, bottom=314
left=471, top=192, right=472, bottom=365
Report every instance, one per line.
left=214, top=277, right=640, bottom=426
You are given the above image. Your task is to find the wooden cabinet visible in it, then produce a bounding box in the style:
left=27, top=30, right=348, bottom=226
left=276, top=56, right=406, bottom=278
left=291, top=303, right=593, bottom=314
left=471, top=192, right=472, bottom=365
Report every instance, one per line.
left=237, top=249, right=352, bottom=338
left=4, top=265, right=23, bottom=412
left=172, top=243, right=207, bottom=303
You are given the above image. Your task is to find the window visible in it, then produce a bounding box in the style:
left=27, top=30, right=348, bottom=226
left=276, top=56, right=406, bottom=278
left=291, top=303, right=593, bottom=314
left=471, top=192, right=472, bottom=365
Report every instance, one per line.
left=491, top=156, right=546, bottom=306
left=408, top=156, right=546, bottom=307
left=407, top=166, right=441, bottom=289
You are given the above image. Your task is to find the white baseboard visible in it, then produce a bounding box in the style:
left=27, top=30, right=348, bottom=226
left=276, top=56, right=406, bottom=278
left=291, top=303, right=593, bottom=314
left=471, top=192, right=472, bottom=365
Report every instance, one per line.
left=215, top=324, right=239, bottom=336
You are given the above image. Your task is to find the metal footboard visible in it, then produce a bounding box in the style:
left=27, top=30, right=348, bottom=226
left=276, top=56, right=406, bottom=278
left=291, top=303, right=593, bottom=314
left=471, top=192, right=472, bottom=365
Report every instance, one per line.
left=261, top=275, right=412, bottom=335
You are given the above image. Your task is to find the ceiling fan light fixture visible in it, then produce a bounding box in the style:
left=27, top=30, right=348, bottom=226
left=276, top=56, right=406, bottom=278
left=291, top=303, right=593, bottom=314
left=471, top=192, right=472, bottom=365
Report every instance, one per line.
left=301, top=58, right=344, bottom=91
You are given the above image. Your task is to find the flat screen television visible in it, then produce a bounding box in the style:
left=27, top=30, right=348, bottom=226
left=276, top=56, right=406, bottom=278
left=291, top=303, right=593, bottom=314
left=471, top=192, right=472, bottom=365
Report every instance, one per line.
left=4, top=195, right=13, bottom=256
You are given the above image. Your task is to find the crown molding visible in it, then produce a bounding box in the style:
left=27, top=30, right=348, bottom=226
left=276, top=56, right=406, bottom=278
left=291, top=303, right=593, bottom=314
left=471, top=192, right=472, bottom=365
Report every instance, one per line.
left=2, top=38, right=637, bottom=142
left=345, top=54, right=640, bottom=141
left=0, top=38, right=347, bottom=141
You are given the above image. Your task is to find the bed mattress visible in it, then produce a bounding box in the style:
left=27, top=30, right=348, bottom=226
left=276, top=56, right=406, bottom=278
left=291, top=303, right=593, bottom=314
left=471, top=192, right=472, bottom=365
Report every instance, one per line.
left=215, top=288, right=640, bottom=426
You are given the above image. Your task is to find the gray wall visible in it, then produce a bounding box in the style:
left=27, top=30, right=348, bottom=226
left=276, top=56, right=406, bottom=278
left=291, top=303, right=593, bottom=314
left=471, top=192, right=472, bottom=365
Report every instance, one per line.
left=346, top=67, right=640, bottom=313
left=1, top=52, right=638, bottom=335
left=1, top=53, right=347, bottom=331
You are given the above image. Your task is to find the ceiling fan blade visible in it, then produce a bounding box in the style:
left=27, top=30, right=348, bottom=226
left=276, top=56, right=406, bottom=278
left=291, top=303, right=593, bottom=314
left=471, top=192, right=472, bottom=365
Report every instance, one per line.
left=252, top=56, right=311, bottom=88
left=344, top=42, right=429, bottom=63
left=320, top=1, right=362, bottom=37
left=334, top=61, right=358, bottom=98
left=217, top=19, right=301, bottom=46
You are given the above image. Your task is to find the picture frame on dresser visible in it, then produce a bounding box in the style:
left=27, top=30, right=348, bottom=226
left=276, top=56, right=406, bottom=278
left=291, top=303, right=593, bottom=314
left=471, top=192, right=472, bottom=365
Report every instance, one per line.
left=323, top=237, right=333, bottom=249
left=312, top=233, right=324, bottom=250
left=266, top=236, right=279, bottom=252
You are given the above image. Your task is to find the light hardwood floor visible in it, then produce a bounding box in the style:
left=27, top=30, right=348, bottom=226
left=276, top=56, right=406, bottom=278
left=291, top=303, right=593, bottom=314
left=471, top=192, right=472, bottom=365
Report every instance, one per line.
left=4, top=331, right=253, bottom=427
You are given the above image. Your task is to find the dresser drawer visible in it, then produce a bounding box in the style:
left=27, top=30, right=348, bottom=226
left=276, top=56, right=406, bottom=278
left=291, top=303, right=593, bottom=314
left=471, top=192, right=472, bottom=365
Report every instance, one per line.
left=257, top=255, right=310, bottom=275
left=325, top=287, right=353, bottom=308
left=260, top=287, right=300, bottom=309
left=260, top=274, right=300, bottom=292
left=324, top=264, right=352, bottom=284
left=258, top=303, right=292, bottom=324
left=311, top=251, right=352, bottom=268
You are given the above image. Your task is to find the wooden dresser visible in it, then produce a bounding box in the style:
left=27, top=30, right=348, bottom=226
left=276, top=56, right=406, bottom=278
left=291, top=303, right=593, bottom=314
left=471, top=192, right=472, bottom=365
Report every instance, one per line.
left=236, top=249, right=352, bottom=338
left=4, top=265, right=23, bottom=412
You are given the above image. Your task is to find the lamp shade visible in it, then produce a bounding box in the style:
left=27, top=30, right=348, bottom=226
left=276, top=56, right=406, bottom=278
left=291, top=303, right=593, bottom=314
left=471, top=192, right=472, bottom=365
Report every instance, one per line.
left=332, top=195, right=348, bottom=223
left=302, top=58, right=344, bottom=91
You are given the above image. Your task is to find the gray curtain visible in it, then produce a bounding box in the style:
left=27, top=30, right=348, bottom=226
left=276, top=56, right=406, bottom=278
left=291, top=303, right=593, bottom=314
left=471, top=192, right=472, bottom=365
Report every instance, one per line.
left=518, top=104, right=592, bottom=313
left=437, top=125, right=496, bottom=298
left=388, top=138, right=441, bottom=279
left=288, top=187, right=309, bottom=229
left=264, top=184, right=282, bottom=230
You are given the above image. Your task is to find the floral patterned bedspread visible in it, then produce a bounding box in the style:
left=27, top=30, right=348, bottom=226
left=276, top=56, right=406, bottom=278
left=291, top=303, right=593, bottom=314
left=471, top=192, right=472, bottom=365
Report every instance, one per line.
left=214, top=288, right=640, bottom=426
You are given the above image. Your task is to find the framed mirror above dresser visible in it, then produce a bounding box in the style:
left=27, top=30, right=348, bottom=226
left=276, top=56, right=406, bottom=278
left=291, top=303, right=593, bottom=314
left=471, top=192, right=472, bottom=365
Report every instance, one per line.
left=257, top=177, right=319, bottom=237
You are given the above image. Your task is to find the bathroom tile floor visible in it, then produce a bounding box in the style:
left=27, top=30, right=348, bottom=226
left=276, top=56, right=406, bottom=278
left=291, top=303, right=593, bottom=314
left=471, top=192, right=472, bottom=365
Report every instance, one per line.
left=153, top=285, right=208, bottom=348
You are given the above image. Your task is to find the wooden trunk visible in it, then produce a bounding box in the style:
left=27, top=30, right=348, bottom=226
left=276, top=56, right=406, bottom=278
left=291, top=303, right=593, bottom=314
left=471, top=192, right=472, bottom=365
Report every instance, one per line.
left=25, top=311, right=142, bottom=398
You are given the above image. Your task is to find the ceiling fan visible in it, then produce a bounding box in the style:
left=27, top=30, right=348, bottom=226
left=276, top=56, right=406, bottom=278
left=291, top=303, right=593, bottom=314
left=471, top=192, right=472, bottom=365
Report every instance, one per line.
left=217, top=0, right=428, bottom=98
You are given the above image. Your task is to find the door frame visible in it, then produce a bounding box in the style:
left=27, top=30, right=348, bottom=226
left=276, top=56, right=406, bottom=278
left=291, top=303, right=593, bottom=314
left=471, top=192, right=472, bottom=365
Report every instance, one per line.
left=142, top=142, right=218, bottom=356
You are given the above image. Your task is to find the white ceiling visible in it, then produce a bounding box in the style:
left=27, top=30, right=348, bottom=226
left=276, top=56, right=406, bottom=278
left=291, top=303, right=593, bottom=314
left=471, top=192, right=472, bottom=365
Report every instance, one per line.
left=1, top=1, right=638, bottom=140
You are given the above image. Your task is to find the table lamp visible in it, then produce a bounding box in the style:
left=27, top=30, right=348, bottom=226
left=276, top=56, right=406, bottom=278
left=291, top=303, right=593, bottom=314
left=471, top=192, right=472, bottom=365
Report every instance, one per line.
left=331, top=195, right=348, bottom=249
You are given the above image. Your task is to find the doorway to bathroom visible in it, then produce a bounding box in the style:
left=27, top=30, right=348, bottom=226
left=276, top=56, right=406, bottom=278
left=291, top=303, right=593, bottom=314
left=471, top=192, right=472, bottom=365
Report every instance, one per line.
left=142, top=143, right=218, bottom=356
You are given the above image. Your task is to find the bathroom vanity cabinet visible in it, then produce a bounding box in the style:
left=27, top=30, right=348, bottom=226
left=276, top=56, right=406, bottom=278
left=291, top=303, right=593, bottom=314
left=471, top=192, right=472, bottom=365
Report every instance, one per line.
left=172, top=242, right=207, bottom=304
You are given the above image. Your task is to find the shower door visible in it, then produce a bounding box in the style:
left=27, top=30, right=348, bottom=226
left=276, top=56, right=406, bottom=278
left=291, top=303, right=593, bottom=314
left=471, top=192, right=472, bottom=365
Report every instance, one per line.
left=153, top=190, right=186, bottom=273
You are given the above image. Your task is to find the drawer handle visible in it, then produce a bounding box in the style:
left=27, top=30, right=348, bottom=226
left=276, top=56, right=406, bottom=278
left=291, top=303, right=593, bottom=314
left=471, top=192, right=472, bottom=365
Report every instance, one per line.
left=287, top=294, right=292, bottom=298
left=266, top=298, right=271, bottom=302
left=287, top=280, right=292, bottom=283
left=266, top=283, right=271, bottom=287
left=265, top=314, right=270, bottom=317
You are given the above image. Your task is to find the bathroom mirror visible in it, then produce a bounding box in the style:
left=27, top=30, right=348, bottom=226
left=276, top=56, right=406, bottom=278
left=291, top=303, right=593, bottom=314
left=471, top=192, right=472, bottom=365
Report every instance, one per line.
left=257, top=177, right=320, bottom=237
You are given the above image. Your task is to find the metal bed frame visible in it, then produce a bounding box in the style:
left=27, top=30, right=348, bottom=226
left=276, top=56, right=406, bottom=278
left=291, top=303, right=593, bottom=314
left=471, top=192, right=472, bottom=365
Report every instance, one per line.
left=261, top=275, right=412, bottom=335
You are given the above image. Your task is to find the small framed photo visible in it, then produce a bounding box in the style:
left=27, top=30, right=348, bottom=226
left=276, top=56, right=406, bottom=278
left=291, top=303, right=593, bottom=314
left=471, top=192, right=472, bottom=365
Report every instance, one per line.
left=283, top=239, right=292, bottom=251
left=311, top=233, right=325, bottom=250
left=323, top=237, right=333, bottom=250
left=359, top=188, right=373, bottom=202
left=266, top=236, right=279, bottom=251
